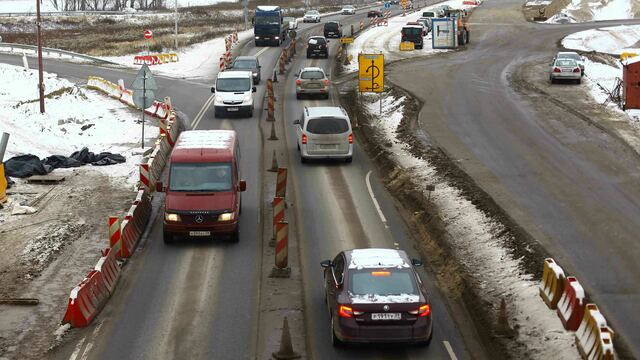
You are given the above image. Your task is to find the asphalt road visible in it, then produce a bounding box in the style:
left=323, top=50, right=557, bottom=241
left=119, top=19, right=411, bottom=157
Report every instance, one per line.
left=388, top=1, right=640, bottom=357
left=0, top=4, right=476, bottom=360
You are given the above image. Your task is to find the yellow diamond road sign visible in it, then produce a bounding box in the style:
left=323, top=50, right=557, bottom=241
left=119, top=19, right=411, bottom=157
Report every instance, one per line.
left=340, top=37, right=354, bottom=44
left=358, top=54, right=384, bottom=93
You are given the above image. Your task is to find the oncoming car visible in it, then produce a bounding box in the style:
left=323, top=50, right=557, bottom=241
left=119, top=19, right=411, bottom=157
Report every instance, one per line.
left=303, top=10, right=321, bottom=23
left=211, top=71, right=256, bottom=118
left=295, top=67, right=330, bottom=99
left=549, top=58, right=582, bottom=84
left=320, top=248, right=433, bottom=346
left=293, top=106, right=353, bottom=163
left=341, top=5, right=356, bottom=15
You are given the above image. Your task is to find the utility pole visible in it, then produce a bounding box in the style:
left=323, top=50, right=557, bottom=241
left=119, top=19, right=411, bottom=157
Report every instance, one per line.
left=242, top=0, right=248, bottom=31
left=36, top=0, right=45, bottom=113
left=174, top=0, right=178, bottom=50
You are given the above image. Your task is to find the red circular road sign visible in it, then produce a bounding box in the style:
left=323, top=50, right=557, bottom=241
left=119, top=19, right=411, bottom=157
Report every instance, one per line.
left=143, top=30, right=153, bottom=39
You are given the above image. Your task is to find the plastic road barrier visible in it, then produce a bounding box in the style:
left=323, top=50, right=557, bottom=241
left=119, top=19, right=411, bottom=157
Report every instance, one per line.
left=575, top=304, right=616, bottom=360
left=539, top=258, right=565, bottom=309
left=119, top=189, right=151, bottom=258
left=557, top=276, right=586, bottom=331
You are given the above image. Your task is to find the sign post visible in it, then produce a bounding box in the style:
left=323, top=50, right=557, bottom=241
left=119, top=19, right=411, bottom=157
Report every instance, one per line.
left=144, top=30, right=153, bottom=56
left=131, top=65, right=158, bottom=149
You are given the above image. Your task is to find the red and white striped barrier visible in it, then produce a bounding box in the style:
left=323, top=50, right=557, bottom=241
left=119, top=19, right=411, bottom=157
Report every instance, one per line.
left=139, top=163, right=150, bottom=191
left=95, top=247, right=120, bottom=294
left=360, top=20, right=364, bottom=32
left=557, top=276, right=586, bottom=331
left=272, top=197, right=285, bottom=241
left=108, top=216, right=121, bottom=253
left=275, top=221, right=289, bottom=269
left=119, top=189, right=151, bottom=258
left=219, top=56, right=225, bottom=72
left=225, top=51, right=232, bottom=67
left=276, top=167, right=287, bottom=198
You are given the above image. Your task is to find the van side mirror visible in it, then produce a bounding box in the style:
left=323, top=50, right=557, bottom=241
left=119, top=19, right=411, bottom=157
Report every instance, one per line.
left=320, top=260, right=332, bottom=268
left=411, top=258, right=423, bottom=267
left=293, top=119, right=301, bottom=125
left=156, top=181, right=164, bottom=192
left=211, top=87, right=215, bottom=93
left=239, top=180, right=247, bottom=192
left=252, top=86, right=257, bottom=93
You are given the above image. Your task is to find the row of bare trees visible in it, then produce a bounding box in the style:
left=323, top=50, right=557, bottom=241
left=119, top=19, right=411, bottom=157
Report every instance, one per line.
left=47, top=0, right=167, bottom=11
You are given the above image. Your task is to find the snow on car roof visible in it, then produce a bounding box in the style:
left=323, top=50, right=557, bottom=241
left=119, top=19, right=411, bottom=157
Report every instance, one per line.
left=176, top=130, right=235, bottom=150
left=256, top=5, right=279, bottom=11
left=217, top=70, right=252, bottom=79
left=348, top=249, right=409, bottom=269
left=350, top=293, right=420, bottom=304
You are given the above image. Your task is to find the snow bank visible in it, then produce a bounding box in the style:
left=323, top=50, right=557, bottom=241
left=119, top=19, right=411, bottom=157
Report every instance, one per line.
left=0, top=63, right=158, bottom=185
left=562, top=25, right=640, bottom=55
left=0, top=0, right=237, bottom=13
left=545, top=0, right=635, bottom=23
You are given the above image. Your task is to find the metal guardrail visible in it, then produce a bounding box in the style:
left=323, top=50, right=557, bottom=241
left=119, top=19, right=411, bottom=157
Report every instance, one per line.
left=0, top=42, right=118, bottom=64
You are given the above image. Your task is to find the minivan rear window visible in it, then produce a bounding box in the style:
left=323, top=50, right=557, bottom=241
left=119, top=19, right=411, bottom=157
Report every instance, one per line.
left=306, top=117, right=349, bottom=134
left=170, top=163, right=232, bottom=192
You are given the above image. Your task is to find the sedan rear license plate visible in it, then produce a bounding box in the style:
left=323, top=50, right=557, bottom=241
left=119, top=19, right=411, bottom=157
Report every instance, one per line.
left=372, top=313, right=401, bottom=320
left=189, top=231, right=211, bottom=236
left=227, top=107, right=239, bottom=112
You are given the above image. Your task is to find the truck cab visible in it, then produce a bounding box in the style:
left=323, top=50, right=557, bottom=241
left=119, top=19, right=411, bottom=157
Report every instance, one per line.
left=254, top=5, right=288, bottom=46
left=160, top=130, right=246, bottom=243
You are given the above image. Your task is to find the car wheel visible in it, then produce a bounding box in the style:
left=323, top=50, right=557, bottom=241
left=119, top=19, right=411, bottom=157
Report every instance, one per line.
left=466, top=30, right=470, bottom=44
left=248, top=108, right=254, bottom=118
left=163, top=231, right=173, bottom=244
left=331, top=315, right=343, bottom=347
left=296, top=93, right=301, bottom=100
left=550, top=77, right=555, bottom=84
left=297, top=142, right=300, bottom=151
left=345, top=157, right=352, bottom=163
left=214, top=108, right=221, bottom=118
left=230, top=227, right=240, bottom=243
left=576, top=78, right=581, bottom=85
left=301, top=156, right=308, bottom=164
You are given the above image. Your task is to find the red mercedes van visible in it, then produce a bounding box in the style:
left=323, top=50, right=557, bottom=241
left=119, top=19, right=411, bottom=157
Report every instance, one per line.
left=157, top=130, right=246, bottom=243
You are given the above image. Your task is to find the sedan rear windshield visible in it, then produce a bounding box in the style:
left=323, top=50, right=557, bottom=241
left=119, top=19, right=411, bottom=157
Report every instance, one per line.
left=555, top=59, right=577, bottom=67
left=306, top=11, right=319, bottom=15
left=348, top=269, right=418, bottom=296
left=233, top=59, right=257, bottom=69
left=170, top=163, right=232, bottom=192
left=216, top=78, right=251, bottom=92
left=300, top=71, right=325, bottom=80
left=306, top=117, right=349, bottom=134
left=308, top=38, right=326, bottom=45
left=558, top=53, right=581, bottom=61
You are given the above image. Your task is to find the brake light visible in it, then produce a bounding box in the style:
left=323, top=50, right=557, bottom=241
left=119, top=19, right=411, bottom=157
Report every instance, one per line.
left=339, top=305, right=353, bottom=318
left=324, top=79, right=329, bottom=86
left=553, top=67, right=561, bottom=73
left=348, top=133, right=353, bottom=144
left=295, top=79, right=302, bottom=85
left=371, top=271, right=390, bottom=276
left=409, top=304, right=431, bottom=317
left=573, top=67, right=581, bottom=73
left=302, top=134, right=307, bottom=144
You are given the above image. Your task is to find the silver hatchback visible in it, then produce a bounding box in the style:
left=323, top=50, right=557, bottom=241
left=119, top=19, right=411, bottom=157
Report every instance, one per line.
left=296, top=67, right=330, bottom=99
left=550, top=58, right=582, bottom=84
left=293, top=107, right=353, bottom=163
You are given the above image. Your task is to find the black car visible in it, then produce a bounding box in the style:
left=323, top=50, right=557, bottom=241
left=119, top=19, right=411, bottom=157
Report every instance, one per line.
left=228, top=56, right=261, bottom=84
left=306, top=36, right=329, bottom=59
left=367, top=10, right=383, bottom=17
left=321, top=248, right=433, bottom=346
left=323, top=21, right=342, bottom=38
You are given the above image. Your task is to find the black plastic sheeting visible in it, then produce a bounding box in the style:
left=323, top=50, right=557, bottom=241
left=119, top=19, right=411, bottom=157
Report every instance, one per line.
left=3, top=147, right=126, bottom=178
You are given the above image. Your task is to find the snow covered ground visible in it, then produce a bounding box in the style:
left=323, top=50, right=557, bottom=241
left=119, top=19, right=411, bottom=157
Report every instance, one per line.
left=562, top=24, right=640, bottom=55
left=0, top=63, right=158, bottom=185
left=545, top=0, right=635, bottom=23
left=344, top=0, right=477, bottom=73
left=0, top=0, right=237, bottom=13
left=361, top=91, right=577, bottom=359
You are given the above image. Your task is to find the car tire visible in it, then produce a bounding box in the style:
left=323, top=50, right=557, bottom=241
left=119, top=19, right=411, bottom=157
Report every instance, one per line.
left=417, top=327, right=434, bottom=347
left=163, top=231, right=173, bottom=244
left=331, top=315, right=343, bottom=347
left=296, top=93, right=301, bottom=100
left=297, top=142, right=300, bottom=151
left=214, top=108, right=221, bottom=118
left=345, top=157, right=352, bottom=163
left=301, top=156, right=308, bottom=164
left=550, top=77, right=555, bottom=84
left=248, top=108, right=253, bottom=118
left=466, top=30, right=470, bottom=44
left=230, top=227, right=240, bottom=243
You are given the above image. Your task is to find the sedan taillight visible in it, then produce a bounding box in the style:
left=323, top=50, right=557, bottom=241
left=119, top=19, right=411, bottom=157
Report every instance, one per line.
left=553, top=67, right=561, bottom=73
left=339, top=305, right=363, bottom=318
left=302, top=134, right=307, bottom=144
left=409, top=304, right=431, bottom=317
left=573, top=67, right=581, bottom=73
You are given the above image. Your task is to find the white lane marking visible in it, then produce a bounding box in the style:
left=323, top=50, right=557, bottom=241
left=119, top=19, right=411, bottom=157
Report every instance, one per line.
left=443, top=340, right=458, bottom=360
left=78, top=322, right=103, bottom=360
left=365, top=170, right=388, bottom=229
left=191, top=94, right=216, bottom=129
left=68, top=336, right=86, bottom=360
left=255, top=46, right=269, bottom=58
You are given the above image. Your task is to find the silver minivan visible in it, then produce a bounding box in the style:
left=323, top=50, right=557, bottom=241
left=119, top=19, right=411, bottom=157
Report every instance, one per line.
left=293, top=107, right=353, bottom=163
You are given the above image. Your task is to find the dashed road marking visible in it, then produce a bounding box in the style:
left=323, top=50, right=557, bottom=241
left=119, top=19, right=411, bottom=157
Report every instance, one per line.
left=365, top=170, right=388, bottom=228
left=68, top=336, right=86, bottom=360
left=255, top=46, right=270, bottom=58
left=443, top=340, right=458, bottom=360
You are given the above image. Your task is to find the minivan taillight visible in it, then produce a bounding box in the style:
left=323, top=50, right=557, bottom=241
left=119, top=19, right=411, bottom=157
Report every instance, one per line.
left=348, top=133, right=353, bottom=144
left=302, top=134, right=307, bottom=144
left=409, top=304, right=431, bottom=317
left=295, top=79, right=302, bottom=85
left=324, top=79, right=329, bottom=86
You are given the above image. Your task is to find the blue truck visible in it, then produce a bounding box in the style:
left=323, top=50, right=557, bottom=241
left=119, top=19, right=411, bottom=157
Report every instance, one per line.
left=253, top=6, right=288, bottom=46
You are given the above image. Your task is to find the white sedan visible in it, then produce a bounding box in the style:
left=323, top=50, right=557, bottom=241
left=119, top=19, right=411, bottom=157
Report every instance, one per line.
left=341, top=5, right=356, bottom=15
left=303, top=10, right=321, bottom=23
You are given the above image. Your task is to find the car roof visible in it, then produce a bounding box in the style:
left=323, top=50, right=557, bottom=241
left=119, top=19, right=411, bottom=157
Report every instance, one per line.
left=557, top=52, right=580, bottom=56
left=172, top=130, right=236, bottom=163
left=304, top=106, right=348, bottom=119
left=403, top=25, right=423, bottom=29
left=344, top=248, right=411, bottom=270
left=217, top=70, right=252, bottom=79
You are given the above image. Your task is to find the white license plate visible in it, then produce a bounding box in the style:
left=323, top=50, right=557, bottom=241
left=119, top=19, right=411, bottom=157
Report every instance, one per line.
left=371, top=313, right=401, bottom=320
left=227, top=107, right=239, bottom=112
left=319, top=144, right=337, bottom=150
left=189, top=231, right=211, bottom=236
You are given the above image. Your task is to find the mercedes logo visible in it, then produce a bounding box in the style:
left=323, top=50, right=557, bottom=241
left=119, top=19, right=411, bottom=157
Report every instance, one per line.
left=383, top=305, right=390, bottom=312
left=195, top=215, right=204, bottom=224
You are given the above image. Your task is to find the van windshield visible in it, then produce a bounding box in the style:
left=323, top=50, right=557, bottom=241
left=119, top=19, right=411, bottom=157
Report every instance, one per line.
left=306, top=117, right=349, bottom=134
left=422, top=11, right=434, bottom=17
left=217, top=78, right=251, bottom=92
left=170, top=163, right=232, bottom=192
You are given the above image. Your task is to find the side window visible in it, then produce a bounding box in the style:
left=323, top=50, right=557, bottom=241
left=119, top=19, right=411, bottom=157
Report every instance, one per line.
left=333, top=254, right=345, bottom=284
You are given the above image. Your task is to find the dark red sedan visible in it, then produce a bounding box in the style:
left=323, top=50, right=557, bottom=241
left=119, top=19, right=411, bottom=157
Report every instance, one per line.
left=367, top=9, right=383, bottom=17
left=320, top=248, right=433, bottom=346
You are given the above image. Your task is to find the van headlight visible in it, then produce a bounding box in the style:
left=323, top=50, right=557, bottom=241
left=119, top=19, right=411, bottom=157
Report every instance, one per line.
left=274, top=36, right=280, bottom=40
left=243, top=94, right=252, bottom=104
left=165, top=213, right=181, bottom=222
left=214, top=96, right=225, bottom=105
left=218, top=212, right=235, bottom=221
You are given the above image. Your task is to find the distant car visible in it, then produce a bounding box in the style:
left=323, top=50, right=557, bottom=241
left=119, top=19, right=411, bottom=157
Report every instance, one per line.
left=294, top=106, right=353, bottom=163
left=306, top=35, right=329, bottom=58
left=296, top=67, right=329, bottom=99
left=555, top=51, right=585, bottom=75
left=406, top=21, right=427, bottom=36
left=303, top=10, right=321, bottom=23
left=320, top=248, right=433, bottom=345
left=284, top=16, right=298, bottom=30
left=324, top=21, right=342, bottom=38
left=549, top=58, right=582, bottom=84
left=228, top=56, right=261, bottom=84
left=401, top=25, right=424, bottom=49
left=416, top=17, right=431, bottom=32
left=368, top=9, right=383, bottom=17
left=437, top=4, right=451, bottom=16
left=341, top=5, right=356, bottom=15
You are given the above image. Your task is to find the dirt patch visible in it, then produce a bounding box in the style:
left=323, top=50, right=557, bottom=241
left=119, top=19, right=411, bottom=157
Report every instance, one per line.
left=0, top=170, right=134, bottom=359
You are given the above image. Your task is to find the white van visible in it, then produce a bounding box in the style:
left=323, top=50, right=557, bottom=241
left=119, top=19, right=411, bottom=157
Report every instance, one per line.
left=211, top=71, right=256, bottom=118
left=293, top=106, right=353, bottom=163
